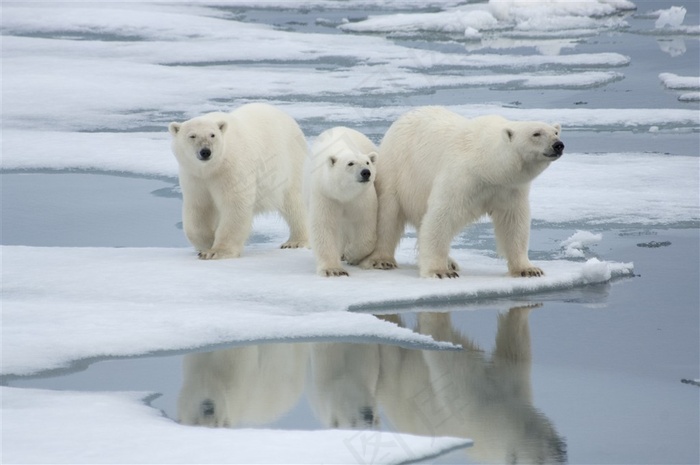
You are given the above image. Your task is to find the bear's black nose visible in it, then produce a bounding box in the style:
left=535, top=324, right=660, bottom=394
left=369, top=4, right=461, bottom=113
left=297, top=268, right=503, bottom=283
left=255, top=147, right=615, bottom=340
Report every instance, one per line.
left=199, top=148, right=211, bottom=160
left=360, top=169, right=371, bottom=180
left=552, top=141, right=564, bottom=154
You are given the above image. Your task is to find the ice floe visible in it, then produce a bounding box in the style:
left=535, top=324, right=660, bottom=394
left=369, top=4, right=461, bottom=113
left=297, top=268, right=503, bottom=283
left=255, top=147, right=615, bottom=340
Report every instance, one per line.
left=1, top=244, right=633, bottom=377
left=1, top=387, right=471, bottom=464
left=340, top=0, right=636, bottom=37
left=560, top=231, right=604, bottom=258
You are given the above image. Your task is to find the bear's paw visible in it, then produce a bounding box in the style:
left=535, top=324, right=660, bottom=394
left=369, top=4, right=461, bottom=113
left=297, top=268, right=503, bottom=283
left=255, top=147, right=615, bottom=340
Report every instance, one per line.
left=320, top=267, right=350, bottom=277
left=511, top=266, right=545, bottom=278
left=360, top=257, right=398, bottom=270
left=447, top=256, right=460, bottom=272
left=421, top=268, right=460, bottom=279
left=281, top=240, right=308, bottom=249
left=197, top=248, right=240, bottom=260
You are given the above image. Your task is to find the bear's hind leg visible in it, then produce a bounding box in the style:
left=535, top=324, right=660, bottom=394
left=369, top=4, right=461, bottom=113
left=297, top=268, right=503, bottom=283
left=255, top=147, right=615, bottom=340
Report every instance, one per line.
left=311, top=204, right=348, bottom=277
left=280, top=188, right=309, bottom=249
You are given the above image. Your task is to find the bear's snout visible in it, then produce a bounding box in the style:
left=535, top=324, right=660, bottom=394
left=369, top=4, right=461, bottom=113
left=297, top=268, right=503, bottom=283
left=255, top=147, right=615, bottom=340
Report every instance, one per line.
left=198, top=148, right=212, bottom=161
left=360, top=168, right=372, bottom=182
left=552, top=141, right=564, bottom=156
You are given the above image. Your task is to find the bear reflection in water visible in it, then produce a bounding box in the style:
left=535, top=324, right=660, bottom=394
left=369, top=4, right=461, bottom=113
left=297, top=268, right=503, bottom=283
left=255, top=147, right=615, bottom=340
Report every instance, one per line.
left=177, top=305, right=566, bottom=464
left=177, top=343, right=309, bottom=428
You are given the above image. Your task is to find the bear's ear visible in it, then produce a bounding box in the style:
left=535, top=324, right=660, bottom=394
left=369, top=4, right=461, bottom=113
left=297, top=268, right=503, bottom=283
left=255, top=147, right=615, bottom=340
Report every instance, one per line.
left=504, top=128, right=514, bottom=141
left=367, top=151, right=378, bottom=164
left=217, top=121, right=227, bottom=133
left=553, top=123, right=561, bottom=133
left=329, top=156, right=337, bottom=166
left=168, top=122, right=181, bottom=136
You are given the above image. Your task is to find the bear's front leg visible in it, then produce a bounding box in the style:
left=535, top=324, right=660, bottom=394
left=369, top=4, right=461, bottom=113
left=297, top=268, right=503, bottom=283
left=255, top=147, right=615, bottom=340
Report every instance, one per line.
left=182, top=196, right=216, bottom=255
left=491, top=193, right=543, bottom=277
left=199, top=196, right=255, bottom=260
left=342, top=200, right=377, bottom=266
left=311, top=201, right=348, bottom=277
left=417, top=195, right=467, bottom=279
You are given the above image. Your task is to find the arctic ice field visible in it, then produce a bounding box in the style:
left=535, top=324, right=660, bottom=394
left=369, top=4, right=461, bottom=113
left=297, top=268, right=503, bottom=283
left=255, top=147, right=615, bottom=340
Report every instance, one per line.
left=1, top=1, right=699, bottom=464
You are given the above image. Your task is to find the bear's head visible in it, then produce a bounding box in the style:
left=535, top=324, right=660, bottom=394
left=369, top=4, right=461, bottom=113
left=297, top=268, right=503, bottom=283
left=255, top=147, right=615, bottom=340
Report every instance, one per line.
left=321, top=151, right=377, bottom=202
left=505, top=121, right=564, bottom=163
left=168, top=116, right=227, bottom=172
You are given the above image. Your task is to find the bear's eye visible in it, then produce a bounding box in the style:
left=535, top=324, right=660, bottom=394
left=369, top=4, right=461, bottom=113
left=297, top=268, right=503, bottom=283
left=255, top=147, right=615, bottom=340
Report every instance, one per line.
left=366, top=162, right=370, bottom=165
left=210, top=133, right=215, bottom=138
left=533, top=132, right=541, bottom=137
left=189, top=134, right=196, bottom=139
left=348, top=162, right=354, bottom=167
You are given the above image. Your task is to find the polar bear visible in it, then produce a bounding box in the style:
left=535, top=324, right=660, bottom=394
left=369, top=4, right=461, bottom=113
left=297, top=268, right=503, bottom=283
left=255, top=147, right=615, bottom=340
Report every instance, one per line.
left=362, top=107, right=564, bottom=278
left=168, top=103, right=309, bottom=259
left=306, top=127, right=378, bottom=277
left=178, top=343, right=309, bottom=428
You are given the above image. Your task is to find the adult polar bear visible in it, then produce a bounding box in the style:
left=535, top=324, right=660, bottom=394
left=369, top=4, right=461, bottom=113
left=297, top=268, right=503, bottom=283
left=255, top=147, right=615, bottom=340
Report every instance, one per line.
left=362, top=106, right=564, bottom=278
left=307, top=127, right=378, bottom=277
left=169, top=103, right=308, bottom=259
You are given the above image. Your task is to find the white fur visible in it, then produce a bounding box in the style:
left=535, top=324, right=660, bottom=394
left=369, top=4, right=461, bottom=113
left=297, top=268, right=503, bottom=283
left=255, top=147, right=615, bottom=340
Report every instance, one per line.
left=177, top=343, right=309, bottom=428
left=169, top=103, right=309, bottom=260
left=309, top=342, right=381, bottom=429
left=306, top=127, right=378, bottom=277
left=362, top=106, right=563, bottom=278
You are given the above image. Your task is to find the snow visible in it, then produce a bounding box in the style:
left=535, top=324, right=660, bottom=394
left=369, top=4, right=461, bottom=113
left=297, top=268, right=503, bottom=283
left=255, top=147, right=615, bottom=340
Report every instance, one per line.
left=560, top=231, right=604, bottom=258
left=646, top=6, right=700, bottom=35
left=340, top=0, right=635, bottom=36
left=1, top=244, right=633, bottom=377
left=679, top=92, right=700, bottom=102
left=655, top=6, right=687, bottom=29
left=2, top=387, right=471, bottom=464
left=0, top=0, right=638, bottom=134
left=659, top=73, right=700, bottom=90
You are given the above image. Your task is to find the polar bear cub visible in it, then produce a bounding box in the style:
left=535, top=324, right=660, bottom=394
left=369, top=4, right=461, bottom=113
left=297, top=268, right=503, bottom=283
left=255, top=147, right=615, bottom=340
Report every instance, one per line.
left=168, top=103, right=309, bottom=259
left=362, top=106, right=564, bottom=278
left=307, top=127, right=378, bottom=277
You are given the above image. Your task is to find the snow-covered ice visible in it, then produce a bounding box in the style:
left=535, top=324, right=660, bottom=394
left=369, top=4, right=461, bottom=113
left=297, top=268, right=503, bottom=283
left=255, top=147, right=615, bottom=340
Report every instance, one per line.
left=560, top=231, right=604, bottom=258
left=655, top=6, right=687, bottom=29
left=679, top=92, right=700, bottom=101
left=340, top=0, right=636, bottom=36
left=659, top=72, right=700, bottom=90
left=1, top=244, right=633, bottom=377
left=2, top=387, right=471, bottom=464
